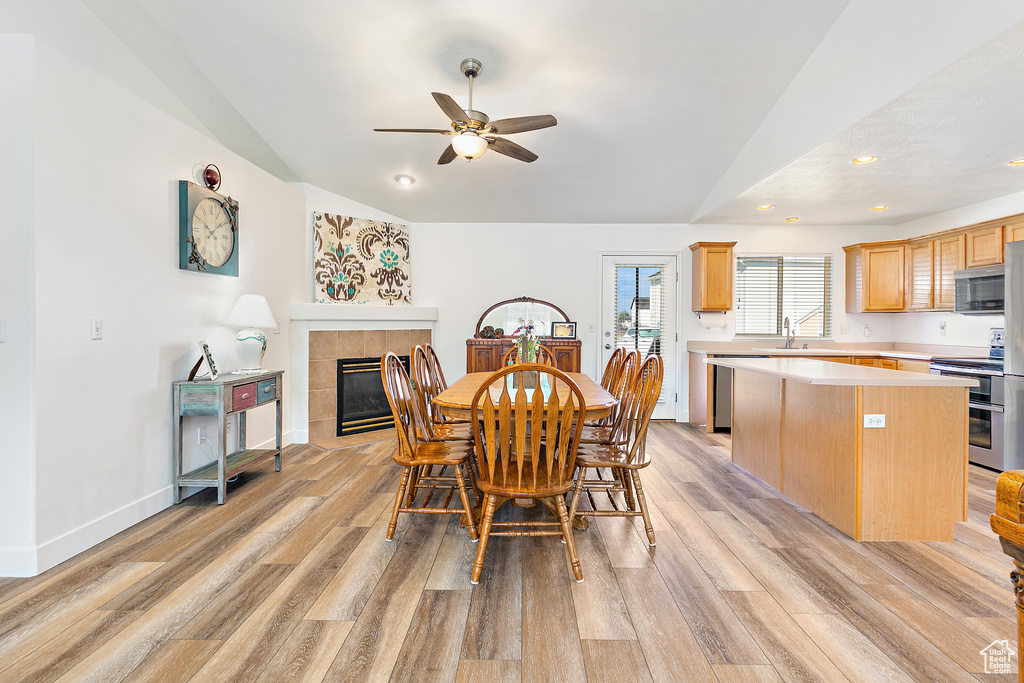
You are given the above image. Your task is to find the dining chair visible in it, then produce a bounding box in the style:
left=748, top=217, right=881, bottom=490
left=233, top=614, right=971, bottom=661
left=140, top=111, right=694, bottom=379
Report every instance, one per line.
left=502, top=343, right=555, bottom=366
left=585, top=350, right=639, bottom=430
left=470, top=363, right=586, bottom=584
left=412, top=345, right=473, bottom=440
left=568, top=354, right=663, bottom=546
left=381, top=352, right=478, bottom=542
left=599, top=347, right=626, bottom=390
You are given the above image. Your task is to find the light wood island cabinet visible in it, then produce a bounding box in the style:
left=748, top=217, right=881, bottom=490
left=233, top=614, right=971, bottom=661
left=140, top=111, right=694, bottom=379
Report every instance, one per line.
left=844, top=241, right=906, bottom=312
left=707, top=357, right=972, bottom=542
left=689, top=241, right=736, bottom=312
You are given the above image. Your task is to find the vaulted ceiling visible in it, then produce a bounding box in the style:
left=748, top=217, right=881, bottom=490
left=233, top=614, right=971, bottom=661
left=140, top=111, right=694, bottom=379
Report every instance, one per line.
left=37, top=1, right=1024, bottom=224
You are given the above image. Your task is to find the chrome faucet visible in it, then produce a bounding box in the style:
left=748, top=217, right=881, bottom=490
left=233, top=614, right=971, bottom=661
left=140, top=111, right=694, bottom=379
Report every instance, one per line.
left=783, top=317, right=796, bottom=349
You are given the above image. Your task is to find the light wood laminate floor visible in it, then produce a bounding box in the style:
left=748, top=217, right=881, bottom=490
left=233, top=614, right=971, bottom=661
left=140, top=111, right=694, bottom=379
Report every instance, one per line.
left=0, top=422, right=1015, bottom=681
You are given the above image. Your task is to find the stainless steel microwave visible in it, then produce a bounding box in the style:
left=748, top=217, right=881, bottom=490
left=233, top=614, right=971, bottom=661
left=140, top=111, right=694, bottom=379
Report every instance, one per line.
left=954, top=264, right=1004, bottom=314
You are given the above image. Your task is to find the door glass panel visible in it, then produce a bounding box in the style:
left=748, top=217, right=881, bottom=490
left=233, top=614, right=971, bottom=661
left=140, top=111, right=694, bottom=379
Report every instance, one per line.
left=614, top=265, right=665, bottom=359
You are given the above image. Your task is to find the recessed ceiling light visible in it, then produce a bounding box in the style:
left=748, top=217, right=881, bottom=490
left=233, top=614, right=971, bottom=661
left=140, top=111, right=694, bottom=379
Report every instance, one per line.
left=394, top=174, right=416, bottom=186
left=871, top=205, right=889, bottom=211
left=785, top=216, right=800, bottom=222
left=1008, top=159, right=1024, bottom=166
left=852, top=156, right=878, bottom=164
left=757, top=205, right=775, bottom=210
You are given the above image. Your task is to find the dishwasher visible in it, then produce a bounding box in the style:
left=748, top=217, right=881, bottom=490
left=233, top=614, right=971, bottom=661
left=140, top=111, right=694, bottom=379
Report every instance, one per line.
left=713, top=356, right=768, bottom=431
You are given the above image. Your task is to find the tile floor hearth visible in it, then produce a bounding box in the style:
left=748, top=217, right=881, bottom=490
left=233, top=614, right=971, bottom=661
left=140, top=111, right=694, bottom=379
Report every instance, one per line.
left=307, top=328, right=431, bottom=444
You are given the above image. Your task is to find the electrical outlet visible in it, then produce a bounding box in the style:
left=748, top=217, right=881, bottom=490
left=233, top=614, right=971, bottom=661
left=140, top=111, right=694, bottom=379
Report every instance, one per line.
left=863, top=324, right=871, bottom=337
left=197, top=426, right=207, bottom=445
left=863, top=414, right=886, bottom=428
left=939, top=320, right=947, bottom=336
left=90, top=319, right=102, bottom=340
left=839, top=323, right=849, bottom=335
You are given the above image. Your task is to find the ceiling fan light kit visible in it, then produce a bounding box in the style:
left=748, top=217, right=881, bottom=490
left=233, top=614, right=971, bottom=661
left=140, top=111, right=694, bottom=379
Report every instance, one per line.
left=374, top=57, right=556, bottom=165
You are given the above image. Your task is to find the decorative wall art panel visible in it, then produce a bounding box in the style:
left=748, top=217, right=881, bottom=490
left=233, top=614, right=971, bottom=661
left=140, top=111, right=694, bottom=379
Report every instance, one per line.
left=313, top=213, right=411, bottom=305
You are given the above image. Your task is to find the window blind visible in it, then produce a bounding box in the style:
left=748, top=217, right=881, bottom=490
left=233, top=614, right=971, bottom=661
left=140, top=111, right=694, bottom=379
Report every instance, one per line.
left=613, top=265, right=666, bottom=359
left=734, top=255, right=833, bottom=337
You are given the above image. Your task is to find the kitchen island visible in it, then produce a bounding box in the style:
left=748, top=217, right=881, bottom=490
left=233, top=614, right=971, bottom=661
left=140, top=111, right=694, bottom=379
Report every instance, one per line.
left=706, top=357, right=976, bottom=542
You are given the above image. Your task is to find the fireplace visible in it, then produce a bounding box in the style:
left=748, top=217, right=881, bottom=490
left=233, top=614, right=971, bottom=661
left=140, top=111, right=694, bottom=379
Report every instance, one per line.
left=337, top=355, right=409, bottom=435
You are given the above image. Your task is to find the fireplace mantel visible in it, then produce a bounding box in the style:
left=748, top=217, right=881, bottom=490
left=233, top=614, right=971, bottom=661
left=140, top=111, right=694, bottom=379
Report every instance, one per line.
left=289, top=304, right=437, bottom=443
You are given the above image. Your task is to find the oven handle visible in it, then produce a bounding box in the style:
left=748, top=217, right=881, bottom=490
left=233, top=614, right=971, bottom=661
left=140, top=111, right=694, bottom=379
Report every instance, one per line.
left=969, top=401, right=1004, bottom=413
left=930, top=364, right=1003, bottom=376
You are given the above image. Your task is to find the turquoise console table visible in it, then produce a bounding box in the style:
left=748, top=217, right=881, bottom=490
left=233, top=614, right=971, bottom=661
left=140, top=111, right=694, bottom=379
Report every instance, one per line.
left=172, top=370, right=283, bottom=504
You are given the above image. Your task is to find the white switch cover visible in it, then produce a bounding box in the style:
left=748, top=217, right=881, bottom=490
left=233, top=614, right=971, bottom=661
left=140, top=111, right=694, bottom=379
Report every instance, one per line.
left=863, top=324, right=871, bottom=337
left=939, top=320, right=947, bottom=336
left=588, top=323, right=596, bottom=333
left=864, top=414, right=886, bottom=428
left=839, top=323, right=849, bottom=335
left=0, top=319, right=5, bottom=343
left=90, top=319, right=102, bottom=340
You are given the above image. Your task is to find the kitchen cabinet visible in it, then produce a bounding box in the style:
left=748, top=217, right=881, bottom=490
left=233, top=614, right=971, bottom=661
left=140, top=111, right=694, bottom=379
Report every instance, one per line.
left=934, top=233, right=965, bottom=310
left=844, top=241, right=906, bottom=312
left=853, top=357, right=899, bottom=370
left=965, top=225, right=1004, bottom=267
left=898, top=359, right=931, bottom=374
left=689, top=241, right=736, bottom=312
left=906, top=240, right=934, bottom=311
left=1004, top=219, right=1024, bottom=243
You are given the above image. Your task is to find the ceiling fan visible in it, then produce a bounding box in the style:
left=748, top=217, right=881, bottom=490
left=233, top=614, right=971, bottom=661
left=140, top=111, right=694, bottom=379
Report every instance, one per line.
left=374, top=58, right=557, bottom=164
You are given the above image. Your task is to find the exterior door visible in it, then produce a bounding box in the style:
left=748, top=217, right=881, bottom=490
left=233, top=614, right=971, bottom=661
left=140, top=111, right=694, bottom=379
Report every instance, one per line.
left=601, top=255, right=677, bottom=420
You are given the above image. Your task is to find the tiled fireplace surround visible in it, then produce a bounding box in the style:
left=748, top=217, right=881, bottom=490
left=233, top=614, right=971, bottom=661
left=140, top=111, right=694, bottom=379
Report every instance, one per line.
left=307, top=328, right=431, bottom=442
left=289, top=304, right=438, bottom=444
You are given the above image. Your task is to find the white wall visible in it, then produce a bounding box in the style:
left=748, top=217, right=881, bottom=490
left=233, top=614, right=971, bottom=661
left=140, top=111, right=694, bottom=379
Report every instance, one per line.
left=890, top=191, right=1024, bottom=347
left=0, top=36, right=39, bottom=574
left=0, top=39, right=308, bottom=576
left=413, top=221, right=899, bottom=419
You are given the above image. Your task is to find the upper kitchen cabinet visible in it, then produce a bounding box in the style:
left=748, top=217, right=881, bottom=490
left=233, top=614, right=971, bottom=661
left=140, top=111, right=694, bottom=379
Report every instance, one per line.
left=906, top=239, right=934, bottom=311
left=690, top=241, right=736, bottom=312
left=934, top=233, right=965, bottom=310
left=965, top=225, right=1004, bottom=267
left=844, top=241, right=906, bottom=312
left=1004, top=217, right=1024, bottom=243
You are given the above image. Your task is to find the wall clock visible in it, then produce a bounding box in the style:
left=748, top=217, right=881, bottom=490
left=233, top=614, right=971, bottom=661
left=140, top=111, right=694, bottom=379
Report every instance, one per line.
left=178, top=180, right=239, bottom=276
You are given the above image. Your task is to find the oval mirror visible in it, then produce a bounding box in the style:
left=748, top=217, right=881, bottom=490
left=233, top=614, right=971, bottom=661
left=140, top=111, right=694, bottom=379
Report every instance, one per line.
left=475, top=296, right=570, bottom=337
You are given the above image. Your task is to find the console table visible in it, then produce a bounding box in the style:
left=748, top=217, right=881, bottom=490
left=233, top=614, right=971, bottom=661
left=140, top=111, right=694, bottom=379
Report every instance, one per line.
left=172, top=370, right=283, bottom=504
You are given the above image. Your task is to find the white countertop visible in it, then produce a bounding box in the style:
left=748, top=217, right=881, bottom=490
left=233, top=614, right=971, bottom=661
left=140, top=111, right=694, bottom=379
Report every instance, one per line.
left=691, top=348, right=979, bottom=361
left=706, top=357, right=978, bottom=387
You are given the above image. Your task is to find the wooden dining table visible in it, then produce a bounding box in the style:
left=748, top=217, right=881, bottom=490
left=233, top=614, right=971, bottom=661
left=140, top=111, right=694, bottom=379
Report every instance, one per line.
left=432, top=371, right=617, bottom=422
left=432, top=370, right=617, bottom=530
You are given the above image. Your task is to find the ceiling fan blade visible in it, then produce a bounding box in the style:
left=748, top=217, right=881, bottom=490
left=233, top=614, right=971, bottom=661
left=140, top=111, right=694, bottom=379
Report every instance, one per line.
left=373, top=128, right=450, bottom=134
left=488, top=137, right=538, bottom=163
left=488, top=115, right=557, bottom=135
left=432, top=92, right=468, bottom=124
left=437, top=144, right=458, bottom=165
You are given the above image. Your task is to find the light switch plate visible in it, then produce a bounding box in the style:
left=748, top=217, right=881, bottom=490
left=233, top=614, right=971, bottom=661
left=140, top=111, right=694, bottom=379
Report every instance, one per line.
left=90, top=319, right=102, bottom=340
left=863, top=324, right=871, bottom=337
left=0, top=319, right=5, bottom=343
left=864, top=414, right=885, bottom=428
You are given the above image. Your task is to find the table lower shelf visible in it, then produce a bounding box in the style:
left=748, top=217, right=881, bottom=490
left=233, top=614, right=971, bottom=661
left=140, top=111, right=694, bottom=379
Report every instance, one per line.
left=178, top=448, right=279, bottom=486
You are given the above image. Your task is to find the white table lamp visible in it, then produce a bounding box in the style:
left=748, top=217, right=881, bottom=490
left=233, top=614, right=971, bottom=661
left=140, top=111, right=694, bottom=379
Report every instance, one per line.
left=225, top=294, right=278, bottom=373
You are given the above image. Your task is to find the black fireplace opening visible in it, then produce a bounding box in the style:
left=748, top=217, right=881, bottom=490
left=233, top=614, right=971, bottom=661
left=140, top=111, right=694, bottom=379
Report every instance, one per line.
left=337, top=355, right=409, bottom=436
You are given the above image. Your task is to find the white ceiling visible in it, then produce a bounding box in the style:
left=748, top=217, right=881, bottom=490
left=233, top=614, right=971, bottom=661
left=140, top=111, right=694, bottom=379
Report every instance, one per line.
left=71, top=0, right=1024, bottom=225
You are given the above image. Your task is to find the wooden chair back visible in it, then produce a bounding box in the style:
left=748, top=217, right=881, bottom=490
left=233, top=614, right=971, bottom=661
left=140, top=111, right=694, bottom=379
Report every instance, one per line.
left=599, top=348, right=626, bottom=390
left=502, top=343, right=555, bottom=367
left=598, top=350, right=640, bottom=429
left=470, top=363, right=586, bottom=495
left=381, top=352, right=429, bottom=457
left=618, top=355, right=664, bottom=463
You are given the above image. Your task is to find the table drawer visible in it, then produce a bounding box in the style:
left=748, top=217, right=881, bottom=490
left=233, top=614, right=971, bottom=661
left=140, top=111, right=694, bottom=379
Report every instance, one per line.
left=232, top=383, right=258, bottom=411
left=257, top=378, right=278, bottom=404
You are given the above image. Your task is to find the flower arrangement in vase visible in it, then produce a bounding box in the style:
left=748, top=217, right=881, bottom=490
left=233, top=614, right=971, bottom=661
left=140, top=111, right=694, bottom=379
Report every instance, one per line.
left=510, top=318, right=543, bottom=363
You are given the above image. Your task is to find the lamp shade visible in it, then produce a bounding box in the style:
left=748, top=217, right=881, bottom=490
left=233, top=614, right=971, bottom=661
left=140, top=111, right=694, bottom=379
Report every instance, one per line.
left=451, top=132, right=488, bottom=160
left=224, top=295, right=278, bottom=330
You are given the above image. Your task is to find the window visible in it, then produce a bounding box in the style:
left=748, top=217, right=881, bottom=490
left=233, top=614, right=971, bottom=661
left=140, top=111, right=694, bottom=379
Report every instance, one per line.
left=734, top=255, right=833, bottom=337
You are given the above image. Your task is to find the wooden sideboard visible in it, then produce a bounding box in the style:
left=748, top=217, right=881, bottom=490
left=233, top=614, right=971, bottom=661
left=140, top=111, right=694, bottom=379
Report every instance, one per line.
left=466, top=338, right=581, bottom=373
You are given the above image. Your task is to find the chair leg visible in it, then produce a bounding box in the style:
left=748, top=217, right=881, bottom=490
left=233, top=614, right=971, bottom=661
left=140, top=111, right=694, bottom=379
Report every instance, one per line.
left=454, top=465, right=478, bottom=542
left=406, top=466, right=422, bottom=507
left=567, top=469, right=586, bottom=525
left=617, top=468, right=636, bottom=510
left=554, top=495, right=583, bottom=583
left=387, top=467, right=412, bottom=541
left=629, top=469, right=656, bottom=546
left=471, top=494, right=498, bottom=585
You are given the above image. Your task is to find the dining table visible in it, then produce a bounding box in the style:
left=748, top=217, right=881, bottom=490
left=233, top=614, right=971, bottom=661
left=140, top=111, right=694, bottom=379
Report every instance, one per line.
left=432, top=369, right=618, bottom=530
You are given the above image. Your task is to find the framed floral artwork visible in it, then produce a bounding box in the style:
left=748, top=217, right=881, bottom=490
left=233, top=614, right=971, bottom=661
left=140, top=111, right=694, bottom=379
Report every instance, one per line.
left=313, top=213, right=411, bottom=305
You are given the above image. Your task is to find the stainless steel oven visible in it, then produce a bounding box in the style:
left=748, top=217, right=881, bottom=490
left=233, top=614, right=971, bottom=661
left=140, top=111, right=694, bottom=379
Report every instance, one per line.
left=930, top=354, right=1004, bottom=470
